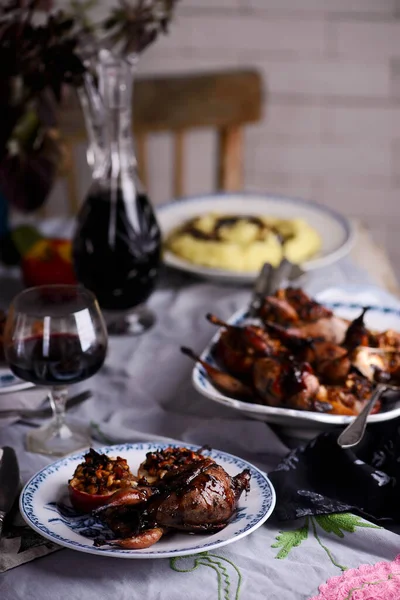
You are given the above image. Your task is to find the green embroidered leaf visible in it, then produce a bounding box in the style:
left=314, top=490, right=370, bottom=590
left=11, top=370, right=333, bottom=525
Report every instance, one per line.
left=170, top=552, right=208, bottom=573
left=170, top=552, right=242, bottom=600
left=272, top=520, right=309, bottom=559
left=310, top=517, right=347, bottom=572
left=315, top=513, right=381, bottom=539
left=271, top=514, right=378, bottom=571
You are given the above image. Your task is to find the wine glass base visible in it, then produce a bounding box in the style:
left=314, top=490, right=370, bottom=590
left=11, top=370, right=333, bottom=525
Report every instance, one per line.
left=25, top=419, right=92, bottom=457
left=104, top=305, right=156, bottom=336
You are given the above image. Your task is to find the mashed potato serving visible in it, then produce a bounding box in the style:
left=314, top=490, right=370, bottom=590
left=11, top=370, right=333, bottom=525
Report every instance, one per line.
left=165, top=213, right=321, bottom=272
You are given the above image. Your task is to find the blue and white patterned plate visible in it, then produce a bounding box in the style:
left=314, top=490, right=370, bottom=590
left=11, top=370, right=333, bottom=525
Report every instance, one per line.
left=0, top=367, right=34, bottom=394
left=192, top=287, right=400, bottom=435
left=20, top=442, right=276, bottom=559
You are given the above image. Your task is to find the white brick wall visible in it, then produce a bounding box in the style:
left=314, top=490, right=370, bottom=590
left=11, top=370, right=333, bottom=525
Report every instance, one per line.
left=332, top=21, right=400, bottom=59
left=257, top=59, right=392, bottom=98
left=244, top=0, right=396, bottom=14
left=154, top=14, right=326, bottom=55
left=52, top=0, right=400, bottom=280
left=247, top=141, right=392, bottom=178
left=321, top=106, right=400, bottom=140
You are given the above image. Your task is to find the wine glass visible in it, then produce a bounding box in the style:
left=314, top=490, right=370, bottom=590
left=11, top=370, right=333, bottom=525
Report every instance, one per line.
left=3, top=285, right=108, bottom=456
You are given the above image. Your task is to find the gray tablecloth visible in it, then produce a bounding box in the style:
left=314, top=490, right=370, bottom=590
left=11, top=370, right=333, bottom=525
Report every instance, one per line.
left=1, top=259, right=400, bottom=600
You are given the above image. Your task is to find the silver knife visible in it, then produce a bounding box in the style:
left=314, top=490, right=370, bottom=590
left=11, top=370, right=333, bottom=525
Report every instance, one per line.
left=248, top=263, right=273, bottom=317
left=248, top=260, right=306, bottom=317
left=265, top=258, right=294, bottom=296
left=0, top=390, right=92, bottom=420
left=0, top=447, right=20, bottom=538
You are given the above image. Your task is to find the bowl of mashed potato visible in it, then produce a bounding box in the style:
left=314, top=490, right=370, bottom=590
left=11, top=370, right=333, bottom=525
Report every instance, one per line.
left=165, top=213, right=322, bottom=273
left=157, top=193, right=354, bottom=283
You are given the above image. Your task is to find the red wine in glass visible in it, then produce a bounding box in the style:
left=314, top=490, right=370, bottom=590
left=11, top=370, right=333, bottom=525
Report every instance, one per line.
left=6, top=333, right=106, bottom=386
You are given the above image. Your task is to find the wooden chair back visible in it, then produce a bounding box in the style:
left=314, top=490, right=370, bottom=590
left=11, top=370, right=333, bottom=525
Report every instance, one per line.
left=58, top=69, right=264, bottom=214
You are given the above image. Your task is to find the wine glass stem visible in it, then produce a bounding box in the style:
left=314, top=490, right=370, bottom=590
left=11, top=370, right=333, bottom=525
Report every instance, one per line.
left=49, top=386, right=68, bottom=430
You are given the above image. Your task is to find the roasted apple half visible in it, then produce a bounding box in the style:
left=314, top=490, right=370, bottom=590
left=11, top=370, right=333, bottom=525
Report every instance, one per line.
left=68, top=448, right=137, bottom=513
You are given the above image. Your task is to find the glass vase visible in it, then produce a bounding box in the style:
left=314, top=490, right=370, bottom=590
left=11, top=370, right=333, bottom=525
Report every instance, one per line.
left=72, top=51, right=162, bottom=335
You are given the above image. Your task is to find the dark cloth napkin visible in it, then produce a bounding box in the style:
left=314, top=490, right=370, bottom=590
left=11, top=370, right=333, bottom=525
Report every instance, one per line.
left=0, top=496, right=61, bottom=573
left=269, top=417, right=400, bottom=525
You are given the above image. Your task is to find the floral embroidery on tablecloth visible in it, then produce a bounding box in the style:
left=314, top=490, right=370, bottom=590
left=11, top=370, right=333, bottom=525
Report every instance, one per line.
left=309, top=554, right=400, bottom=599
left=272, top=513, right=381, bottom=572
left=170, top=552, right=242, bottom=600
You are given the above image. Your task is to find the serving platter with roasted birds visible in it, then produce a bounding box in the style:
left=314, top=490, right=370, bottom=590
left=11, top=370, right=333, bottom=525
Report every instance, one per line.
left=20, top=443, right=275, bottom=558
left=183, top=286, right=400, bottom=437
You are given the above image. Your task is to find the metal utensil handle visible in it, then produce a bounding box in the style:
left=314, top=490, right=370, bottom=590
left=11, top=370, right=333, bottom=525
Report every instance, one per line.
left=0, top=510, right=5, bottom=538
left=253, top=263, right=273, bottom=296
left=248, top=263, right=273, bottom=316
left=337, top=383, right=387, bottom=449
left=0, top=390, right=92, bottom=420
left=266, top=259, right=293, bottom=296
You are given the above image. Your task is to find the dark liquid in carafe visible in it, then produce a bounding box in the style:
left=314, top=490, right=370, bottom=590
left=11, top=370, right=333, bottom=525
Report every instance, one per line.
left=72, top=189, right=162, bottom=311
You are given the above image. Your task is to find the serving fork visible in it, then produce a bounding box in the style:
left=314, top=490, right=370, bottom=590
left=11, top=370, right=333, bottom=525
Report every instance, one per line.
left=248, top=259, right=305, bottom=317
left=337, top=382, right=400, bottom=449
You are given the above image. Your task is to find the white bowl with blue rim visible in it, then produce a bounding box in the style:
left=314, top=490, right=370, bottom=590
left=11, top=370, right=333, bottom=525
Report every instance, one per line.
left=156, top=192, right=355, bottom=284
left=191, top=286, right=400, bottom=439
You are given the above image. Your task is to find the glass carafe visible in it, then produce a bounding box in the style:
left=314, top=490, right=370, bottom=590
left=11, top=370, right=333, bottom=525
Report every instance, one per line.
left=72, top=51, right=162, bottom=335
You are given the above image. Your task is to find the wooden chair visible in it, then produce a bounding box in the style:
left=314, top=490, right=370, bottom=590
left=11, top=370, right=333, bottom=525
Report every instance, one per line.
left=58, top=69, right=264, bottom=215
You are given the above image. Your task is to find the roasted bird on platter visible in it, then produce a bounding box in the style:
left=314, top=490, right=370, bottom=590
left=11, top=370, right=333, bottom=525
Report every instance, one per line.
left=68, top=447, right=250, bottom=549
left=182, top=287, right=400, bottom=417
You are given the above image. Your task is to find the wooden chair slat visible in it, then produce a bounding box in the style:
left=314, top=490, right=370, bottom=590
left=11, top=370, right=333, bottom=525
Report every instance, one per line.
left=133, top=70, right=262, bottom=132
left=173, top=130, right=185, bottom=198
left=217, top=125, right=243, bottom=191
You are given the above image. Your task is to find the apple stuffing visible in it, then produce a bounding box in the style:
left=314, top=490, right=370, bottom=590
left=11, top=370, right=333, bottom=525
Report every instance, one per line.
left=68, top=448, right=138, bottom=513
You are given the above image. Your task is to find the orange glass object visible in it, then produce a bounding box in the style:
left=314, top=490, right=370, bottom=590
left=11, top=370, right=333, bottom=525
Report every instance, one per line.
left=21, top=238, right=76, bottom=287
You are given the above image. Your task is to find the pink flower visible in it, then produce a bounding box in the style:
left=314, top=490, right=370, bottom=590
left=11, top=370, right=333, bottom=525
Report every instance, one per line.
left=309, top=555, right=400, bottom=600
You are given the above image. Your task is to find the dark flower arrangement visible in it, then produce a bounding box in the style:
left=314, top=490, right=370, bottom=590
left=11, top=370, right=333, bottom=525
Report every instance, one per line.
left=0, top=0, right=179, bottom=214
